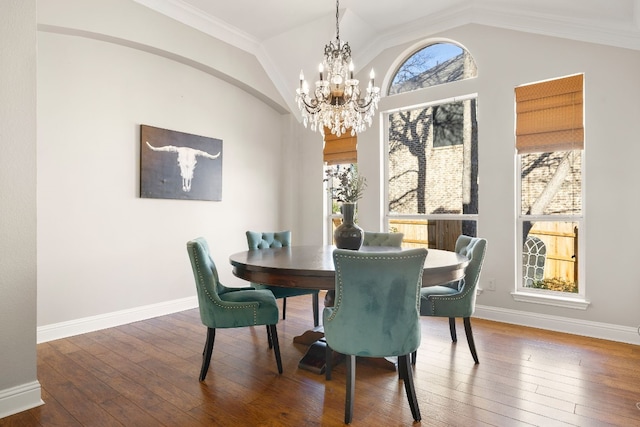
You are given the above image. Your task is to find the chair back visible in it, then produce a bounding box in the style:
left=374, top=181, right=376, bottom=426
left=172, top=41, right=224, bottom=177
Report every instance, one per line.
left=453, top=235, right=487, bottom=315
left=246, top=231, right=291, bottom=249
left=186, top=237, right=225, bottom=327
left=362, top=231, right=404, bottom=247
left=188, top=236, right=280, bottom=329
left=324, top=248, right=428, bottom=357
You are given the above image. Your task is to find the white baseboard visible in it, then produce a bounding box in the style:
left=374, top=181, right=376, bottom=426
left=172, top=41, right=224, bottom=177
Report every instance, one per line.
left=0, top=381, right=43, bottom=419
left=475, top=304, right=640, bottom=345
left=37, top=296, right=198, bottom=344
left=36, top=297, right=638, bottom=346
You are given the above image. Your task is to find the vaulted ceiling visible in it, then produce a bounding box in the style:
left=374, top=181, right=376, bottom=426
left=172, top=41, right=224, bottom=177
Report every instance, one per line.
left=133, top=0, right=640, bottom=115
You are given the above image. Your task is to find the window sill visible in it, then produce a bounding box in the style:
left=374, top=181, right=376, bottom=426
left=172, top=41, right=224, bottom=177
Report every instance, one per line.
left=511, top=291, right=590, bottom=310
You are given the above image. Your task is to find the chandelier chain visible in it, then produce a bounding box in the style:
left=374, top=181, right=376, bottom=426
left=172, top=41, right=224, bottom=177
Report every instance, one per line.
left=335, top=0, right=340, bottom=42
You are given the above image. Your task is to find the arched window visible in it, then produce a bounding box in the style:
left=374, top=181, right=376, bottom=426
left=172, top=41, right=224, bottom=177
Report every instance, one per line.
left=385, top=41, right=479, bottom=251
left=388, top=42, right=477, bottom=95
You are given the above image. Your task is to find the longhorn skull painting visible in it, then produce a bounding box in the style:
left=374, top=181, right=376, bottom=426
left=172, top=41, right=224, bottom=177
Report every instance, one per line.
left=145, top=141, right=220, bottom=192
left=140, top=125, right=223, bottom=201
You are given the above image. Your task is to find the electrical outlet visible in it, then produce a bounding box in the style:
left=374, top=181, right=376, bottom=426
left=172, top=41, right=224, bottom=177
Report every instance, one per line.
left=487, top=278, right=496, bottom=291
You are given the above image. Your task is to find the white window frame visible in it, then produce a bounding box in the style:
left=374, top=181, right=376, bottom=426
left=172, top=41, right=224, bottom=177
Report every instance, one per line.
left=512, top=150, right=589, bottom=309
left=324, top=163, right=352, bottom=245
left=383, top=94, right=479, bottom=243
left=325, top=185, right=341, bottom=244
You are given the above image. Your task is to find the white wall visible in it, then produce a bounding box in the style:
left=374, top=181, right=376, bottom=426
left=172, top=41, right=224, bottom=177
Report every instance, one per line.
left=0, top=0, right=42, bottom=418
left=355, top=24, right=640, bottom=338
left=36, top=4, right=288, bottom=330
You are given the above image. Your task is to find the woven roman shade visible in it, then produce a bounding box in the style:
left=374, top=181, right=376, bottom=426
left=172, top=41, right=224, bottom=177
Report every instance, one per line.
left=515, top=74, right=584, bottom=154
left=323, top=127, right=357, bottom=165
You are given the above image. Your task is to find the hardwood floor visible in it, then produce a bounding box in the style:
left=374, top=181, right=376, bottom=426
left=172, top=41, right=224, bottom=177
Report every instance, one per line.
left=2, top=292, right=639, bottom=426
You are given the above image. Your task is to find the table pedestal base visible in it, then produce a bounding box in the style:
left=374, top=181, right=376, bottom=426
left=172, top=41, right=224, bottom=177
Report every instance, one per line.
left=298, top=339, right=349, bottom=374
left=296, top=332, right=397, bottom=374
left=293, top=326, right=325, bottom=346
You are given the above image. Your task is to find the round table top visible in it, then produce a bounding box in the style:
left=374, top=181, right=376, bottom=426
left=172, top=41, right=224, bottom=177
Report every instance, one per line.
left=229, top=245, right=469, bottom=290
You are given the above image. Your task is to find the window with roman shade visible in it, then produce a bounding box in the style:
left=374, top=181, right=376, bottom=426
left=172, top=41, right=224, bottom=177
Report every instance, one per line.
left=323, top=127, right=357, bottom=165
left=515, top=73, right=586, bottom=304
left=323, top=127, right=358, bottom=244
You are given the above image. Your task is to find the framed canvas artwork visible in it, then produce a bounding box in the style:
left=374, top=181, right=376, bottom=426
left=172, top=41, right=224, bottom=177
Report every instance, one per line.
left=140, top=125, right=223, bottom=201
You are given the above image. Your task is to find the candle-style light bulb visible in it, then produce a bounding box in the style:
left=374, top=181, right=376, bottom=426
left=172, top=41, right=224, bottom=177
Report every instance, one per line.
left=369, top=69, right=375, bottom=87
left=319, top=64, right=324, bottom=81
left=299, top=70, right=304, bottom=88
left=349, top=61, right=354, bottom=79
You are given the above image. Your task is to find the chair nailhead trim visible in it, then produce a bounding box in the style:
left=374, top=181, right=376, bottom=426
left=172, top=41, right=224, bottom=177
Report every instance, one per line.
left=429, top=249, right=486, bottom=316
left=328, top=253, right=425, bottom=322
left=191, top=245, right=259, bottom=324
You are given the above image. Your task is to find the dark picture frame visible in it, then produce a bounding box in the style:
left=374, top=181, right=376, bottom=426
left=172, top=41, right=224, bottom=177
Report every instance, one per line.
left=140, top=125, right=223, bottom=201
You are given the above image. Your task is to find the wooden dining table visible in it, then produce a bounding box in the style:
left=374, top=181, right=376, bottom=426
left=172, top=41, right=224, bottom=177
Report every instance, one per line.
left=229, top=244, right=469, bottom=373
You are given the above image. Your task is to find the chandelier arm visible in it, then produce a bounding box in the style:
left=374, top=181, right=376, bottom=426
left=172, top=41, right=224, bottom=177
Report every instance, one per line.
left=355, top=98, right=375, bottom=112
left=299, top=98, right=322, bottom=114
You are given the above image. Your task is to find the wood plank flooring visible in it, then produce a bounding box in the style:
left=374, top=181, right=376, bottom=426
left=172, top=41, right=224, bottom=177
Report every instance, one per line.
left=2, top=292, right=639, bottom=426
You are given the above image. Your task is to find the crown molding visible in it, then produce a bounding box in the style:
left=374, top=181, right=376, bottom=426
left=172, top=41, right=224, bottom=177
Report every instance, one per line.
left=132, top=0, right=640, bottom=118
left=132, top=0, right=261, bottom=55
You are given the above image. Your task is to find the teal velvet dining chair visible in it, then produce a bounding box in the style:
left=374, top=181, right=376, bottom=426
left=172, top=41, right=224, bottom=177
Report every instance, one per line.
left=362, top=231, right=404, bottom=247
left=323, top=248, right=428, bottom=424
left=246, top=231, right=320, bottom=326
left=417, top=235, right=487, bottom=364
left=186, top=237, right=283, bottom=381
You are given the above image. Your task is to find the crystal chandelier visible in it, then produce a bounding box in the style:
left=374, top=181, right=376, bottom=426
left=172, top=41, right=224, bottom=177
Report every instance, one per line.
left=296, top=0, right=380, bottom=137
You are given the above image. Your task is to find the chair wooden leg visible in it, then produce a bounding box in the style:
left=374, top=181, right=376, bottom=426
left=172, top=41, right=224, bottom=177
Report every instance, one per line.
left=463, top=317, right=479, bottom=364
left=199, top=328, right=215, bottom=381
left=312, top=293, right=320, bottom=327
left=399, top=354, right=421, bottom=422
left=266, top=325, right=273, bottom=349
left=398, top=355, right=407, bottom=381
left=449, top=317, right=457, bottom=342
left=282, top=297, right=287, bottom=320
left=411, top=350, right=417, bottom=365
left=325, top=343, right=333, bottom=380
left=269, top=324, right=283, bottom=373
left=345, top=354, right=355, bottom=424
